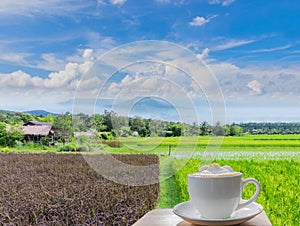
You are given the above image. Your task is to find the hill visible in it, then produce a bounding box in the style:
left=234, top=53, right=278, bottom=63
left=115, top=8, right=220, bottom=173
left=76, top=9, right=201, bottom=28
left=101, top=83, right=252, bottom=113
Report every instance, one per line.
left=23, top=110, right=57, bottom=116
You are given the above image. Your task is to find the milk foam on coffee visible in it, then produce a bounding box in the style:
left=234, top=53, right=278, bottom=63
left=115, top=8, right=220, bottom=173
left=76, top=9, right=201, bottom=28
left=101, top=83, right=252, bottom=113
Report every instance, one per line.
left=195, top=163, right=238, bottom=177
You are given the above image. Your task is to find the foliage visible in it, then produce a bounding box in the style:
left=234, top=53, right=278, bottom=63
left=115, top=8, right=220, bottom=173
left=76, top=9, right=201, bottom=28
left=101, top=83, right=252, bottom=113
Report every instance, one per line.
left=167, top=123, right=182, bottom=136
left=52, top=113, right=72, bottom=143
left=24, top=141, right=41, bottom=149
left=227, top=124, right=243, bottom=136
left=172, top=158, right=300, bottom=226
left=3, top=109, right=300, bottom=151
left=0, top=147, right=9, bottom=153
left=0, top=122, right=7, bottom=146
left=99, top=132, right=114, bottom=140
left=20, top=113, right=35, bottom=123
left=102, top=139, right=121, bottom=148
left=57, top=142, right=78, bottom=152
left=199, top=121, right=211, bottom=135
left=38, top=114, right=55, bottom=124
left=40, top=136, right=52, bottom=146
left=0, top=122, right=24, bottom=147
left=92, top=114, right=107, bottom=132
left=212, top=121, right=226, bottom=136
left=56, top=139, right=103, bottom=152
left=240, top=122, right=300, bottom=134
left=129, top=117, right=150, bottom=137
left=0, top=154, right=160, bottom=225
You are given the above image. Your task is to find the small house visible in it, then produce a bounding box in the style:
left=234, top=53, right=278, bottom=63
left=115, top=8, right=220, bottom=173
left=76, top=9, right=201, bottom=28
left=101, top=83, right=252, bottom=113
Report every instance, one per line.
left=23, top=121, right=54, bottom=144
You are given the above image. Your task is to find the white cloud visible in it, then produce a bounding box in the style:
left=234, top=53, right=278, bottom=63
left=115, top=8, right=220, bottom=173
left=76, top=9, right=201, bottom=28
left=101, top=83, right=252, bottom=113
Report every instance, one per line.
left=0, top=70, right=31, bottom=88
left=197, top=48, right=210, bottom=59
left=85, top=32, right=116, bottom=52
left=2, top=41, right=300, bottom=116
left=0, top=0, right=94, bottom=17
left=251, top=45, right=291, bottom=53
left=189, top=15, right=217, bottom=27
left=109, top=0, right=126, bottom=5
left=189, top=16, right=210, bottom=27
left=0, top=49, right=97, bottom=94
left=212, top=39, right=255, bottom=51
left=208, top=0, right=235, bottom=6
left=247, top=80, right=264, bottom=95
left=82, top=49, right=94, bottom=61
left=156, top=0, right=171, bottom=3
left=97, top=0, right=106, bottom=5
left=0, top=52, right=31, bottom=65
left=209, top=61, right=300, bottom=104
left=0, top=48, right=104, bottom=112
left=36, top=53, right=66, bottom=71
left=1, top=32, right=115, bottom=72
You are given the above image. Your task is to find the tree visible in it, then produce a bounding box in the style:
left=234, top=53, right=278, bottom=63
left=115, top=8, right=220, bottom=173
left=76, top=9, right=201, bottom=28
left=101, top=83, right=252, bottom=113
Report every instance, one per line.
left=0, top=122, right=7, bottom=146
left=199, top=121, right=210, bottom=135
left=147, top=119, right=166, bottom=137
left=167, top=123, right=182, bottom=137
left=72, top=113, right=89, bottom=132
left=53, top=113, right=73, bottom=143
left=20, top=113, right=35, bottom=124
left=229, top=125, right=243, bottom=136
left=189, top=122, right=199, bottom=136
left=212, top=121, right=225, bottom=136
left=0, top=123, right=24, bottom=147
left=93, top=114, right=107, bottom=132
left=103, top=110, right=129, bottom=136
left=129, top=116, right=150, bottom=137
left=38, top=114, right=55, bottom=124
left=103, top=110, right=116, bottom=132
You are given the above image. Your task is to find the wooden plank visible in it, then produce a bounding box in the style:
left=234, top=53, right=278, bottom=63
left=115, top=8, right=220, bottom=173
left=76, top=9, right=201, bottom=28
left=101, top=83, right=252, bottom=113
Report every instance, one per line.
left=133, top=209, right=272, bottom=226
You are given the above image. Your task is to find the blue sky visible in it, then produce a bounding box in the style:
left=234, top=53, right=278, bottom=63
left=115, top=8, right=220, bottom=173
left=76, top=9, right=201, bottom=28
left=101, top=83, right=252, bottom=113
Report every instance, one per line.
left=0, top=0, right=300, bottom=123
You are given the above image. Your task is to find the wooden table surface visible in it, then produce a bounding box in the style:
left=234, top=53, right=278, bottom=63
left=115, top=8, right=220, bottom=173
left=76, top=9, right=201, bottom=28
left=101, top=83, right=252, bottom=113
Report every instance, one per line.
left=133, top=209, right=272, bottom=226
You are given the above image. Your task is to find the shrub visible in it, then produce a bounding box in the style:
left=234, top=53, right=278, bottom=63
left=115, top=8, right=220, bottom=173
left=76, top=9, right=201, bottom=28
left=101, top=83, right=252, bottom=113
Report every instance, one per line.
left=76, top=144, right=90, bottom=152
left=99, top=132, right=114, bottom=140
left=102, top=139, right=121, bottom=148
left=58, top=142, right=78, bottom=152
left=0, top=147, right=9, bottom=153
left=40, top=136, right=52, bottom=146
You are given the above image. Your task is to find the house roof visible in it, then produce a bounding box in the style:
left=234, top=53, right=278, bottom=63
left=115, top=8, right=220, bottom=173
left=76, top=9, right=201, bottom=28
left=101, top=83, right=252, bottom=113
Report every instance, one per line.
left=74, top=131, right=94, bottom=138
left=23, top=121, right=52, bottom=126
left=23, top=121, right=53, bottom=136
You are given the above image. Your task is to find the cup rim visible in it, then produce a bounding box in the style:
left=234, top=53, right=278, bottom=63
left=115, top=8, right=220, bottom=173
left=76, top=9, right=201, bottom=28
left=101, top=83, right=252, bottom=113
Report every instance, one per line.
left=188, top=172, right=242, bottom=178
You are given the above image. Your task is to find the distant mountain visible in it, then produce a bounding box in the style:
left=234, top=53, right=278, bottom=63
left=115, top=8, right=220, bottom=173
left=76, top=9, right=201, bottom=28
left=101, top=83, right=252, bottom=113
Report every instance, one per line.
left=121, top=97, right=180, bottom=122
left=23, top=110, right=57, bottom=116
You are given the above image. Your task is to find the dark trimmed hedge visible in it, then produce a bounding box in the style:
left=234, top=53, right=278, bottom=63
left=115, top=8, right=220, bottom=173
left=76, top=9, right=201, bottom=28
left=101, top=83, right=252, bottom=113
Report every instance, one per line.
left=0, top=154, right=160, bottom=225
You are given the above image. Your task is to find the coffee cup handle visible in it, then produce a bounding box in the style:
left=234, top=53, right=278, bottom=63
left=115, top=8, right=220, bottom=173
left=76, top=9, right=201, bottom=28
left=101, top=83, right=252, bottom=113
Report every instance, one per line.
left=236, top=178, right=261, bottom=210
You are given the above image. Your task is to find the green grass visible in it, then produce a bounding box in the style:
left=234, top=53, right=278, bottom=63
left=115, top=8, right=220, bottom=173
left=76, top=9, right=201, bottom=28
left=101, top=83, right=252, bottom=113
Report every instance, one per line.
left=4, top=134, right=300, bottom=154
left=106, top=134, right=300, bottom=154
left=157, top=176, right=181, bottom=208
left=158, top=158, right=300, bottom=226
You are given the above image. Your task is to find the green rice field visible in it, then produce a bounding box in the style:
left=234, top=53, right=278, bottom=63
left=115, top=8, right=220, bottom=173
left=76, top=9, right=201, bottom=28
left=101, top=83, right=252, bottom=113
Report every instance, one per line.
left=159, top=158, right=300, bottom=226
left=111, top=134, right=300, bottom=154
left=152, top=135, right=300, bottom=226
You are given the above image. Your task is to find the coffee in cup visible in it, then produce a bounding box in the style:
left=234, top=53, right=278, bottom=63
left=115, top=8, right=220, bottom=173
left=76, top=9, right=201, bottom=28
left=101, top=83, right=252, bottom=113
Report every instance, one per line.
left=188, top=163, right=260, bottom=219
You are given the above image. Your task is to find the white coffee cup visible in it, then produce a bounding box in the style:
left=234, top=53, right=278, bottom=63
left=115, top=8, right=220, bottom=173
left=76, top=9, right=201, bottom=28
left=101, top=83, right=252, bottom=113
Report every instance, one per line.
left=188, top=172, right=260, bottom=219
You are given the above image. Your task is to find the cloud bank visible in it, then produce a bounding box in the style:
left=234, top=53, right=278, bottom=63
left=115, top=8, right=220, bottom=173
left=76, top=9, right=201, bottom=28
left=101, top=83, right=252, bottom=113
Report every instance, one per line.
left=1, top=44, right=300, bottom=121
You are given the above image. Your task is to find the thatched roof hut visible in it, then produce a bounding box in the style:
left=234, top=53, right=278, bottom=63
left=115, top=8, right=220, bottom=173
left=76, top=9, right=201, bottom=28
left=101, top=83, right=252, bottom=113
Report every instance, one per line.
left=23, top=121, right=54, bottom=143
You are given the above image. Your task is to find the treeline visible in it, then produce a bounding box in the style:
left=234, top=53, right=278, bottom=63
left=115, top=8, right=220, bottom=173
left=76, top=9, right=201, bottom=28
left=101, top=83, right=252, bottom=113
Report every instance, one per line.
left=2, top=110, right=300, bottom=148
left=0, top=110, right=244, bottom=139
left=239, top=122, right=300, bottom=134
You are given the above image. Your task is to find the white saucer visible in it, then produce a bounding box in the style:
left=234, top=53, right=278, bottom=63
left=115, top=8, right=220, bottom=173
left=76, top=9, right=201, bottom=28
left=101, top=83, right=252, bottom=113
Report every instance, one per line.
left=173, top=201, right=263, bottom=226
